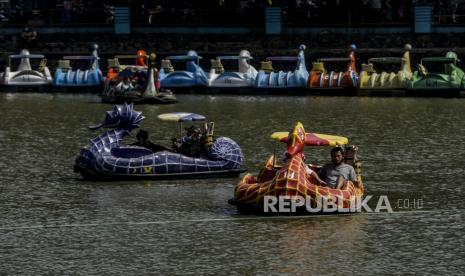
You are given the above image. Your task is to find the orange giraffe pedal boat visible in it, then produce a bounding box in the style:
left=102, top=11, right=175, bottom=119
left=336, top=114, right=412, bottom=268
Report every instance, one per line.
left=229, top=122, right=364, bottom=214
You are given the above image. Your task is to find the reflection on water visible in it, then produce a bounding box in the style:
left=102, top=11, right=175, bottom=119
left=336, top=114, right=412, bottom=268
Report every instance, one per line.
left=0, top=93, right=464, bottom=274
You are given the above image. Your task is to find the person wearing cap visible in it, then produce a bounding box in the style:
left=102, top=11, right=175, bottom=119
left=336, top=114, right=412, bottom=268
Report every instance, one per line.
left=172, top=125, right=204, bottom=158
left=318, top=146, right=357, bottom=189
left=132, top=130, right=169, bottom=153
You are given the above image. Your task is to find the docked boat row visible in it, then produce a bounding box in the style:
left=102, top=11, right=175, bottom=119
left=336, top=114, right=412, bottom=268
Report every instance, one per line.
left=74, top=103, right=362, bottom=215
left=2, top=44, right=465, bottom=97
left=159, top=44, right=465, bottom=96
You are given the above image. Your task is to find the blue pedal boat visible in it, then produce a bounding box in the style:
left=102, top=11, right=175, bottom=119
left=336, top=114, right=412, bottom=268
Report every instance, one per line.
left=255, top=45, right=308, bottom=93
left=74, top=104, right=245, bottom=180
left=52, top=44, right=103, bottom=91
left=159, top=50, right=208, bottom=92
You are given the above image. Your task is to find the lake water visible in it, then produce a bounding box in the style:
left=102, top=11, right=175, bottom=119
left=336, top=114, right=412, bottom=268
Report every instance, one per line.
left=0, top=93, right=464, bottom=274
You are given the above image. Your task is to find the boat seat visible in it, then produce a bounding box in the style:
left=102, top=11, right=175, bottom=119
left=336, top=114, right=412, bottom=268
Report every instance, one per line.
left=107, top=59, right=120, bottom=69
left=210, top=59, right=224, bottom=74
left=58, top=60, right=72, bottom=70
left=343, top=145, right=358, bottom=167
left=161, top=59, right=174, bottom=73
left=418, top=64, right=428, bottom=76
left=38, top=59, right=47, bottom=72
left=362, top=63, right=376, bottom=73
left=444, top=63, right=455, bottom=75
left=260, top=61, right=274, bottom=73
left=311, top=62, right=326, bottom=73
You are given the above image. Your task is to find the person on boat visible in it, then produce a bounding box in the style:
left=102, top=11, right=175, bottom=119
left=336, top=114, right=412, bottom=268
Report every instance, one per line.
left=172, top=126, right=206, bottom=158
left=115, top=76, right=135, bottom=95
left=132, top=130, right=169, bottom=153
left=281, top=151, right=327, bottom=186
left=318, top=146, right=357, bottom=189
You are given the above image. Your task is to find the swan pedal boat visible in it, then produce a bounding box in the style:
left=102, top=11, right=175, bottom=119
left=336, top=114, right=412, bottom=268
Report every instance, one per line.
left=307, top=45, right=358, bottom=95
left=52, top=44, right=103, bottom=92
left=229, top=122, right=363, bottom=214
left=207, top=50, right=258, bottom=93
left=358, top=44, right=412, bottom=96
left=407, top=51, right=465, bottom=97
left=74, top=105, right=246, bottom=180
left=0, top=49, right=52, bottom=92
left=159, top=50, right=208, bottom=93
left=101, top=52, right=177, bottom=104
left=255, top=45, right=309, bottom=94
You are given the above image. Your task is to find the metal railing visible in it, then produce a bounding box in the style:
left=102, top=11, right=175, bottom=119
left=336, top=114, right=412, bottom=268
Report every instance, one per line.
left=2, top=6, right=464, bottom=29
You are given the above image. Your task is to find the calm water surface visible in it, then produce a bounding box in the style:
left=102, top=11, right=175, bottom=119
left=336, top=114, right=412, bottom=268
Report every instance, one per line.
left=0, top=93, right=464, bottom=274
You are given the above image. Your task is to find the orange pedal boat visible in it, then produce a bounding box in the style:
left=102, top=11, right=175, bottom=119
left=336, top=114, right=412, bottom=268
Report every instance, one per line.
left=229, top=122, right=364, bottom=214
left=308, top=44, right=358, bottom=90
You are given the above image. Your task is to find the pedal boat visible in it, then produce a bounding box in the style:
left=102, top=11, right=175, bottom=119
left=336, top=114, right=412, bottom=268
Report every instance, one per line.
left=52, top=44, right=103, bottom=92
left=358, top=44, right=412, bottom=96
left=229, top=122, right=363, bottom=214
left=0, top=49, right=52, bottom=91
left=207, top=50, right=258, bottom=92
left=407, top=51, right=465, bottom=97
left=255, top=45, right=309, bottom=94
left=74, top=104, right=245, bottom=180
left=307, top=45, right=358, bottom=95
left=159, top=50, right=208, bottom=92
left=101, top=52, right=177, bottom=104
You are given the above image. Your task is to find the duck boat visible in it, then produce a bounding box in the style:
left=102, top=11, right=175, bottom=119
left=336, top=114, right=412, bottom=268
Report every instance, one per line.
left=74, top=104, right=245, bottom=180
left=229, top=122, right=363, bottom=214
left=358, top=44, right=412, bottom=96
left=408, top=51, right=465, bottom=97
left=159, top=50, right=208, bottom=93
left=52, top=44, right=103, bottom=92
left=101, top=52, right=177, bottom=104
left=0, top=49, right=52, bottom=91
left=255, top=45, right=308, bottom=94
left=308, top=45, right=358, bottom=95
left=207, top=50, right=258, bottom=93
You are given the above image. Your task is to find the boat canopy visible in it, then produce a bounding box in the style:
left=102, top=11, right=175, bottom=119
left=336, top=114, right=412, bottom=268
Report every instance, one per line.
left=158, top=112, right=206, bottom=123
left=266, top=56, right=298, bottom=61
left=114, top=54, right=149, bottom=59
left=271, top=132, right=349, bottom=147
left=216, top=55, right=253, bottom=60
left=369, top=57, right=404, bottom=64
left=421, top=57, right=457, bottom=64
left=9, top=54, right=45, bottom=59
left=318, top=57, right=351, bottom=62
left=63, top=55, right=99, bottom=60
left=166, top=55, right=202, bottom=61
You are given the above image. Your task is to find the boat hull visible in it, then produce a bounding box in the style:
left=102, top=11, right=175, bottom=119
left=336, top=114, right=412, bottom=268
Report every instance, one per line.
left=74, top=165, right=246, bottom=181
left=230, top=154, right=364, bottom=215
